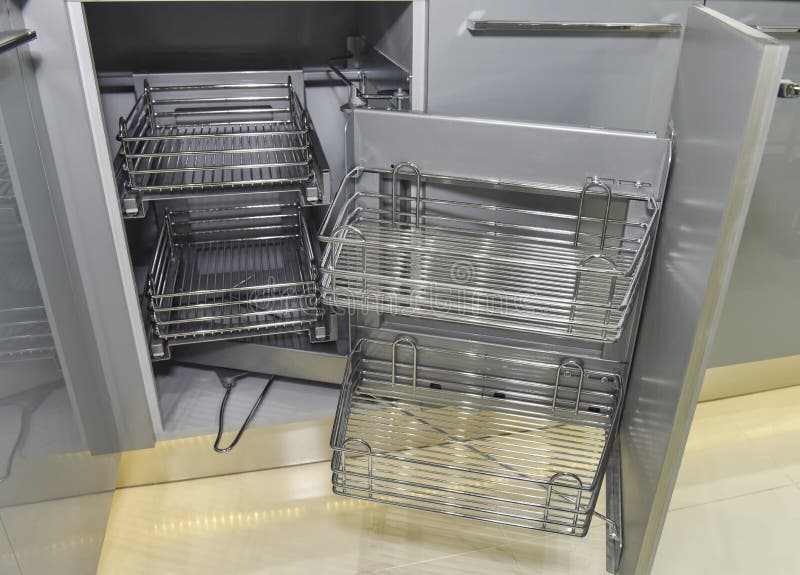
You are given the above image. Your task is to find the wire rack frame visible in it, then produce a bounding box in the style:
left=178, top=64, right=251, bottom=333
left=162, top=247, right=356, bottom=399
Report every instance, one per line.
left=319, top=164, right=661, bottom=343
left=330, top=335, right=625, bottom=536
left=118, top=78, right=313, bottom=195
left=146, top=203, right=324, bottom=350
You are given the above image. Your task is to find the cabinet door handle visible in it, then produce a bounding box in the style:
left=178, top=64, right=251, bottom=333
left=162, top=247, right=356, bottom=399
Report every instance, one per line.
left=756, top=26, right=800, bottom=35
left=0, top=29, right=37, bottom=55
left=466, top=20, right=681, bottom=35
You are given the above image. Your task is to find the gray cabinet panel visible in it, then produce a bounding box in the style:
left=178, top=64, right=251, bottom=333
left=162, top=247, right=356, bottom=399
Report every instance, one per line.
left=619, top=7, right=786, bottom=574
left=0, top=12, right=115, bottom=455
left=351, top=109, right=671, bottom=194
left=22, top=0, right=155, bottom=452
left=0, top=4, right=118, bottom=574
left=706, top=1, right=800, bottom=367
left=426, top=0, right=693, bottom=134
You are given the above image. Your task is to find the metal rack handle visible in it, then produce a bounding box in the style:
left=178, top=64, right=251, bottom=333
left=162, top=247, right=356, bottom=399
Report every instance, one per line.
left=391, top=336, right=418, bottom=392
left=391, top=162, right=422, bottom=228
left=331, top=225, right=367, bottom=292
left=543, top=471, right=584, bottom=532
left=467, top=20, right=681, bottom=35
left=575, top=181, right=613, bottom=250
left=553, top=359, right=586, bottom=414
left=341, top=437, right=373, bottom=494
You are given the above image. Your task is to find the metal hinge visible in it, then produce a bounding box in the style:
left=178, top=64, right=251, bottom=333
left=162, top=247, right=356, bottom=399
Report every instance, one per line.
left=778, top=80, right=800, bottom=99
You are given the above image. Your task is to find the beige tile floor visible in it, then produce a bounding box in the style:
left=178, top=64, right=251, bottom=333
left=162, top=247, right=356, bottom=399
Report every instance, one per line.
left=95, top=385, right=800, bottom=575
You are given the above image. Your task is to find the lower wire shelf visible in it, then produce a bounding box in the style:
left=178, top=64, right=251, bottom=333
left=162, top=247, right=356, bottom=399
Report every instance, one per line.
left=331, top=336, right=624, bottom=536
left=146, top=202, right=328, bottom=359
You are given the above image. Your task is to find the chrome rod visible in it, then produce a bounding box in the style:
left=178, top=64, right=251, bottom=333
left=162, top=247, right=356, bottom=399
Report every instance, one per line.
left=0, top=29, right=36, bottom=54
left=467, top=20, right=681, bottom=35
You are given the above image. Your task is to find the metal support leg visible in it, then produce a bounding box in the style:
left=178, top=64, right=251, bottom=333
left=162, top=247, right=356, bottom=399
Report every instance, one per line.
left=605, top=436, right=623, bottom=573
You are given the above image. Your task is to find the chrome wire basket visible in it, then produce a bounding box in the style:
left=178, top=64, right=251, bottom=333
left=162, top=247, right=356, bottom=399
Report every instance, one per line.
left=330, top=335, right=624, bottom=536
left=119, top=78, right=312, bottom=196
left=146, top=202, right=326, bottom=356
left=319, top=164, right=661, bottom=343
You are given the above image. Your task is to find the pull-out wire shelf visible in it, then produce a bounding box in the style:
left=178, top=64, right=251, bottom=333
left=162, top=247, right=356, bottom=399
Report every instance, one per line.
left=320, top=164, right=661, bottom=343
left=147, top=202, right=326, bottom=358
left=331, top=336, right=624, bottom=536
left=118, top=79, right=313, bottom=198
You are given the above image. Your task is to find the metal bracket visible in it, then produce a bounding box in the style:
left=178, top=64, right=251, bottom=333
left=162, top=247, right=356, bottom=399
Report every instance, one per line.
left=778, top=80, right=800, bottom=99
left=605, top=436, right=623, bottom=574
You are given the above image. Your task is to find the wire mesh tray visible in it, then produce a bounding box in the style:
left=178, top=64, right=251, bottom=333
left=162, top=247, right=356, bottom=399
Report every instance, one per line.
left=319, top=164, right=661, bottom=343
left=119, top=78, right=312, bottom=196
left=147, top=202, right=326, bottom=356
left=330, top=336, right=624, bottom=536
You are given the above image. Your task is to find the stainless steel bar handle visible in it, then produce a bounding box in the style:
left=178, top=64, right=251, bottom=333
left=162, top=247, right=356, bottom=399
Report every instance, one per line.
left=756, top=26, right=800, bottom=35
left=466, top=20, right=681, bottom=35
left=0, top=29, right=36, bottom=54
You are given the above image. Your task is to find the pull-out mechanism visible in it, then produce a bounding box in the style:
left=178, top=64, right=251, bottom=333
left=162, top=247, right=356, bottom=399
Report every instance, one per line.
left=146, top=200, right=332, bottom=360
left=330, top=335, right=625, bottom=538
left=328, top=53, right=410, bottom=112
left=319, top=163, right=661, bottom=343
left=117, top=74, right=330, bottom=217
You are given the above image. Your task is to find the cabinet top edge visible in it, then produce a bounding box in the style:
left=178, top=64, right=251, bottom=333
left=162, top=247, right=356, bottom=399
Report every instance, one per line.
left=354, top=108, right=670, bottom=144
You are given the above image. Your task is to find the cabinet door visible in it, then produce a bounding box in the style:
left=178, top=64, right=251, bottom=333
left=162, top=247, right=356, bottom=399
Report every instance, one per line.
left=704, top=1, right=800, bottom=370
left=0, top=10, right=119, bottom=575
left=0, top=6, right=149, bottom=456
left=619, top=7, right=786, bottom=575
left=426, top=0, right=692, bottom=134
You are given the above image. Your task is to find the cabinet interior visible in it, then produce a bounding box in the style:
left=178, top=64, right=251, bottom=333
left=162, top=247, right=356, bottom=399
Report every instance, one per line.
left=84, top=0, right=413, bottom=439
left=82, top=0, right=666, bottom=552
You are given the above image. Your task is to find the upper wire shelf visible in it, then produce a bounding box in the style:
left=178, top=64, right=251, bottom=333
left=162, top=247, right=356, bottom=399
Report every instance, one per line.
left=319, top=164, right=661, bottom=343
left=118, top=78, right=313, bottom=198
left=331, top=335, right=624, bottom=536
